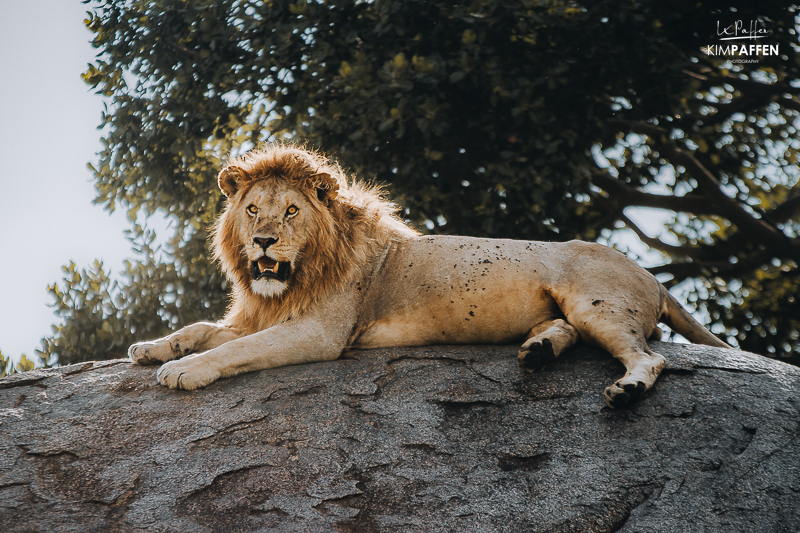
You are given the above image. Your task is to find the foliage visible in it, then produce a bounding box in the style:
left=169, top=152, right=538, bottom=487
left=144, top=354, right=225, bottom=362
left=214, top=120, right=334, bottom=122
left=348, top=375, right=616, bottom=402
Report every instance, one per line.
left=40, top=228, right=229, bottom=365
left=1, top=351, right=48, bottom=379
left=38, top=0, right=800, bottom=366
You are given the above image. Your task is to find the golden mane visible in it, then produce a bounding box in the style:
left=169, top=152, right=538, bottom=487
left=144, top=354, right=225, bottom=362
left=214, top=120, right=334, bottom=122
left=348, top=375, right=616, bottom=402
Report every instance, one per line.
left=211, top=143, right=418, bottom=335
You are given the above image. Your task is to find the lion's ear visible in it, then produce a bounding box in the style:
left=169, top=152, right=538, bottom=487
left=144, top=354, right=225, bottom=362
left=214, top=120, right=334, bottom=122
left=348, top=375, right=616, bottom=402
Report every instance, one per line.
left=218, top=166, right=247, bottom=198
left=313, top=172, right=339, bottom=205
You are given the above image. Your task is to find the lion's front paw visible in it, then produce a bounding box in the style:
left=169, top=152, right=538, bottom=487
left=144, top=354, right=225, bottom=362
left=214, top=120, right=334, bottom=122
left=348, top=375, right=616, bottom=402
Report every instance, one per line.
left=156, top=357, right=220, bottom=390
left=129, top=341, right=169, bottom=365
left=518, top=338, right=556, bottom=372
left=129, top=336, right=190, bottom=365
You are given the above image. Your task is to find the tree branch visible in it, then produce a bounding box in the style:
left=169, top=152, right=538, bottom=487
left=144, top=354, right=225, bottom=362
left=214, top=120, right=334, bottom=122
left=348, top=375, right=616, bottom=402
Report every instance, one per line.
left=591, top=172, right=716, bottom=215
left=647, top=250, right=771, bottom=282
left=767, top=192, right=800, bottom=224
left=681, top=69, right=800, bottom=124
left=608, top=120, right=800, bottom=262
left=647, top=261, right=726, bottom=280
left=682, top=69, right=800, bottom=97
left=700, top=92, right=780, bottom=127
left=619, top=213, right=704, bottom=259
left=781, top=97, right=800, bottom=114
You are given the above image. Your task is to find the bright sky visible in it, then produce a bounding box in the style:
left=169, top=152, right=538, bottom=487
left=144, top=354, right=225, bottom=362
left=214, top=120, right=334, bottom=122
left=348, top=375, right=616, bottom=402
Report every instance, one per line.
left=0, top=1, right=133, bottom=361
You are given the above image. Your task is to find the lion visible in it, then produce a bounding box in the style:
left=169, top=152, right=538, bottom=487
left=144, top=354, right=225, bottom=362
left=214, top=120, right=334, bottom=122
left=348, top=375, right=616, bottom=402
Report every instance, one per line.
left=128, top=144, right=730, bottom=407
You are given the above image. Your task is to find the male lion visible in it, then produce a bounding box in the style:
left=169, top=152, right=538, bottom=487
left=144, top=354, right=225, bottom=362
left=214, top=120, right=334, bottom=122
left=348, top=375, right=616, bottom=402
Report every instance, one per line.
left=129, top=144, right=729, bottom=407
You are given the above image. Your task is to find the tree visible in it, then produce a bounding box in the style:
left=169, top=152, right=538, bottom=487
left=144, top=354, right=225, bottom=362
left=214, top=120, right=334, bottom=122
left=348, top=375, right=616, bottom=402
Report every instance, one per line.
left=41, top=0, right=800, bottom=365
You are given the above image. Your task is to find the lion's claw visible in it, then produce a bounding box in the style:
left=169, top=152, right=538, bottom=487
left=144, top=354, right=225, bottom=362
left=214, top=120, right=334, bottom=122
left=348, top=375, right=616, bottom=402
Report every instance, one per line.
left=157, top=358, right=220, bottom=390
left=129, top=340, right=180, bottom=365
left=129, top=344, right=156, bottom=365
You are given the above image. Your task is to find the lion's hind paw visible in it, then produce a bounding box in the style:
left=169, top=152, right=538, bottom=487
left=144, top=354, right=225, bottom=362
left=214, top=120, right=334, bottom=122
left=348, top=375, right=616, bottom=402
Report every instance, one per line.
left=603, top=380, right=647, bottom=408
left=518, top=338, right=556, bottom=372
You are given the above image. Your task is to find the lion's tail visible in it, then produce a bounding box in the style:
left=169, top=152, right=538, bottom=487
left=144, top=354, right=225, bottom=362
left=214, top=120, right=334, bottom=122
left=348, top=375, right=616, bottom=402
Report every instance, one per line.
left=659, top=285, right=731, bottom=348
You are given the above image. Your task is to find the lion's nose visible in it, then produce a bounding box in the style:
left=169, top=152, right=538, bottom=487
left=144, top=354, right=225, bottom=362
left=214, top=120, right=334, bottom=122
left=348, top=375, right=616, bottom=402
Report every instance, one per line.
left=253, top=236, right=278, bottom=250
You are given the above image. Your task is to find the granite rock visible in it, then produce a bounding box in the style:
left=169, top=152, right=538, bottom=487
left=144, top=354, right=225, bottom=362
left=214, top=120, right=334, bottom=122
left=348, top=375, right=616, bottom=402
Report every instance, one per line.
left=1, top=342, right=799, bottom=532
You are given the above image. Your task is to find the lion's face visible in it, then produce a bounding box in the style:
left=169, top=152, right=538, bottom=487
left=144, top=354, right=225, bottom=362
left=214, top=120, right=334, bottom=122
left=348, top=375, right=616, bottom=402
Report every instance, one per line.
left=234, top=179, right=318, bottom=298
left=213, top=146, right=347, bottom=309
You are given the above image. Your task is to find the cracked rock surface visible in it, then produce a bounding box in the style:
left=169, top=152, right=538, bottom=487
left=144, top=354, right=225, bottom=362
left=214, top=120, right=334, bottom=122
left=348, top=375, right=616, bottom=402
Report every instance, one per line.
left=1, top=342, right=799, bottom=532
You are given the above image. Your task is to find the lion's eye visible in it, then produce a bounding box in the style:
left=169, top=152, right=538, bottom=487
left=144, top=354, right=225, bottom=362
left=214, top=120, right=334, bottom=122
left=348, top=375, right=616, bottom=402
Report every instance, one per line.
left=286, top=205, right=298, bottom=216
left=246, top=204, right=258, bottom=216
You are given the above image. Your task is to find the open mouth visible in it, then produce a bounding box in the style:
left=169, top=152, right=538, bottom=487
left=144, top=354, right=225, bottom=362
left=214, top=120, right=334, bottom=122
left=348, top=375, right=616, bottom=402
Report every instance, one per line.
left=251, top=256, right=291, bottom=282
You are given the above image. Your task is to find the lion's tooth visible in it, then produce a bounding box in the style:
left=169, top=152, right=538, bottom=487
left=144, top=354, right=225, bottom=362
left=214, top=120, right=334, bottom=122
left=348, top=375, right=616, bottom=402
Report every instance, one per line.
left=272, top=263, right=280, bottom=273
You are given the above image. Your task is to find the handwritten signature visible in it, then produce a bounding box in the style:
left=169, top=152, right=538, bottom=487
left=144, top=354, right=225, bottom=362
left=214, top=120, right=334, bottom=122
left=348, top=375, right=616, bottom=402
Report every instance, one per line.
left=717, top=20, right=769, bottom=41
